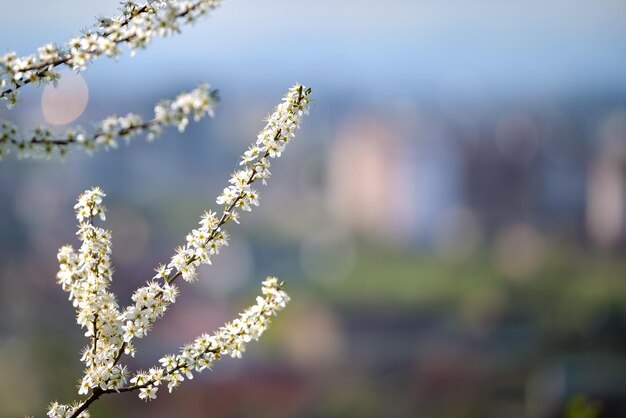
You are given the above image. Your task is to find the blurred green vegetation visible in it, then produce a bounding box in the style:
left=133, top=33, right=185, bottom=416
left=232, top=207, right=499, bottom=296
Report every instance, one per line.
left=566, top=395, right=601, bottom=418
left=310, top=242, right=626, bottom=332
left=4, top=240, right=626, bottom=418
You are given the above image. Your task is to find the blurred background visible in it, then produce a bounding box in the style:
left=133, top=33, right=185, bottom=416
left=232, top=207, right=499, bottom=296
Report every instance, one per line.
left=1, top=1, right=626, bottom=417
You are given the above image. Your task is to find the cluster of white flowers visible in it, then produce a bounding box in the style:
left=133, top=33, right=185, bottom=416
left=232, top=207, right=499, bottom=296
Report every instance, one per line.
left=119, top=279, right=178, bottom=345
left=0, top=0, right=222, bottom=107
left=132, top=277, right=289, bottom=401
left=46, top=401, right=90, bottom=418
left=115, top=84, right=309, bottom=361
left=0, top=84, right=216, bottom=160
left=56, top=188, right=129, bottom=398
left=161, top=84, right=312, bottom=286
left=45, top=84, right=310, bottom=418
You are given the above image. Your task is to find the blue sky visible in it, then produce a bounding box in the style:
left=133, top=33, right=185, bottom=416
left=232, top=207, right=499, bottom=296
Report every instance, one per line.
left=2, top=0, right=626, bottom=97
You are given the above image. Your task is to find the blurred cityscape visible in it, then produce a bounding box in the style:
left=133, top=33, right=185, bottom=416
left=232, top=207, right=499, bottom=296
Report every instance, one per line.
left=1, top=1, right=626, bottom=417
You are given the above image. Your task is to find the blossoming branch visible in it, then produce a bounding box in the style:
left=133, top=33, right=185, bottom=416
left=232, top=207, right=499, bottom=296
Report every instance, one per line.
left=0, top=0, right=222, bottom=108
left=45, top=84, right=311, bottom=418
left=0, top=84, right=217, bottom=160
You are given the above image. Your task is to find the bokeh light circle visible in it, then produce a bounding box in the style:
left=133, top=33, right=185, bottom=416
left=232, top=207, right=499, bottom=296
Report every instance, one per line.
left=41, top=72, right=89, bottom=125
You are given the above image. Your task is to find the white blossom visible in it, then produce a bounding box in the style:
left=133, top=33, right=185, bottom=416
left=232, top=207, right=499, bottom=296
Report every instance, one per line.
left=128, top=277, right=290, bottom=400
left=1, top=1, right=223, bottom=107
left=57, top=188, right=127, bottom=396
left=45, top=84, right=310, bottom=418
left=159, top=84, right=311, bottom=288
left=138, top=386, right=158, bottom=401
left=0, top=84, right=217, bottom=160
left=46, top=401, right=90, bottom=418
